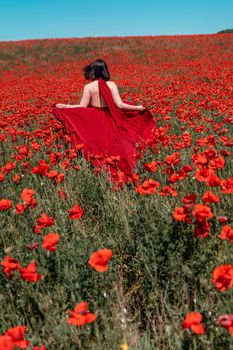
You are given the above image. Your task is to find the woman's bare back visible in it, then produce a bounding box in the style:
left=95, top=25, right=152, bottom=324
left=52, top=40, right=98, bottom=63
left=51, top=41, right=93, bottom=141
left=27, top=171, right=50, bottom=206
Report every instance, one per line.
left=86, top=80, right=114, bottom=108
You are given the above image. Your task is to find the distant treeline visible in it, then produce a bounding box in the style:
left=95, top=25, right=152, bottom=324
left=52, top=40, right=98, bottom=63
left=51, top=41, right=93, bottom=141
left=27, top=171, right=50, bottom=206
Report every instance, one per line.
left=217, top=28, right=233, bottom=33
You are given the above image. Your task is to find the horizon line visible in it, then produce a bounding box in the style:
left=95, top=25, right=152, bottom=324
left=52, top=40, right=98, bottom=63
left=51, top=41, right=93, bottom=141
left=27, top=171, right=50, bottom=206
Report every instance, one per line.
left=0, top=32, right=228, bottom=43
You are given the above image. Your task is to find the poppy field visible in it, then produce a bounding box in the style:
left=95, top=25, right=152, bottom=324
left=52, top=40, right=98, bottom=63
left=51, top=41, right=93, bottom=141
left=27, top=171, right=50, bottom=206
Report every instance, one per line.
left=0, top=34, right=233, bottom=349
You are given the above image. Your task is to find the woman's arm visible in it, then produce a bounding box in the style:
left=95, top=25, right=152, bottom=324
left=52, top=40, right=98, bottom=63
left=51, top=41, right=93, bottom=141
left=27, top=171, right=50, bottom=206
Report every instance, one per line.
left=56, top=103, right=80, bottom=108
left=111, top=82, right=146, bottom=111
left=56, top=84, right=91, bottom=109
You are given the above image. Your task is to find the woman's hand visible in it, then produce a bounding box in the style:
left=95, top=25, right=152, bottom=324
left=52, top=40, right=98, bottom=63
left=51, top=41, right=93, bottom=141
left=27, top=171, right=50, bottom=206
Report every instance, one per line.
left=137, top=105, right=146, bottom=111
left=56, top=103, right=67, bottom=108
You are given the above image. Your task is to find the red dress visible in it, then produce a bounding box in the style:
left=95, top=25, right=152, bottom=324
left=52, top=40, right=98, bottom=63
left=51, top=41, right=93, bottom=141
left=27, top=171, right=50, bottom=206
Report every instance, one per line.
left=52, top=77, right=156, bottom=181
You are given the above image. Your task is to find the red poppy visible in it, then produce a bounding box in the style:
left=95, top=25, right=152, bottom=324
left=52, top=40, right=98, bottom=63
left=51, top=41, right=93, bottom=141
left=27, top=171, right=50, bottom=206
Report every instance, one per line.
left=194, top=220, right=211, bottom=238
left=217, top=216, right=228, bottom=223
left=212, top=264, right=233, bottom=292
left=206, top=173, right=221, bottom=187
left=30, top=141, right=41, bottom=151
left=21, top=162, right=30, bottom=170
left=36, top=213, right=55, bottom=228
left=34, top=213, right=55, bottom=233
left=143, top=161, right=157, bottom=172
left=192, top=154, right=208, bottom=167
left=13, top=174, right=21, bottom=182
left=56, top=173, right=65, bottom=183
left=182, top=312, right=205, bottom=334
left=30, top=160, right=50, bottom=176
left=21, top=188, right=36, bottom=206
left=42, top=233, right=61, bottom=251
left=165, top=152, right=180, bottom=166
left=1, top=256, right=21, bottom=278
left=3, top=162, right=16, bottom=174
left=47, top=170, right=57, bottom=178
left=112, top=170, right=127, bottom=187
left=47, top=171, right=64, bottom=184
left=209, top=156, right=225, bottom=169
left=135, top=179, right=160, bottom=195
left=173, top=207, right=188, bottom=222
left=0, top=334, right=14, bottom=350
left=68, top=204, right=84, bottom=219
left=202, top=190, right=220, bottom=204
left=168, top=173, right=180, bottom=183
left=15, top=203, right=28, bottom=214
left=218, top=225, right=233, bottom=243
left=88, top=249, right=113, bottom=272
left=0, top=199, right=12, bottom=211
left=4, top=326, right=30, bottom=349
left=220, top=177, right=233, bottom=194
left=104, top=155, right=120, bottom=166
left=74, top=165, right=81, bottom=171
left=220, top=149, right=231, bottom=156
left=49, top=152, right=62, bottom=165
left=20, top=261, right=42, bottom=282
left=32, top=346, right=46, bottom=350
left=182, top=194, right=196, bottom=207
left=159, top=185, right=178, bottom=197
left=60, top=159, right=71, bottom=170
left=67, top=302, right=96, bottom=326
left=16, top=145, right=29, bottom=156
left=192, top=204, right=213, bottom=222
left=195, top=168, right=214, bottom=182
left=218, top=314, right=233, bottom=336
left=182, top=165, right=194, bottom=173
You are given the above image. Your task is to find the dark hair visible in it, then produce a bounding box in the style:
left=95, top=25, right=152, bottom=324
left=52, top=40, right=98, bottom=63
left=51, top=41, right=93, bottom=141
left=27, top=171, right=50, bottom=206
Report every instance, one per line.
left=83, top=59, right=110, bottom=81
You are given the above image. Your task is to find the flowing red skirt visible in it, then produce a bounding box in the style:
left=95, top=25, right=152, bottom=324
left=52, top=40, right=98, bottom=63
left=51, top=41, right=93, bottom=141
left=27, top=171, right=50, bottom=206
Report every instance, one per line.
left=52, top=78, right=156, bottom=182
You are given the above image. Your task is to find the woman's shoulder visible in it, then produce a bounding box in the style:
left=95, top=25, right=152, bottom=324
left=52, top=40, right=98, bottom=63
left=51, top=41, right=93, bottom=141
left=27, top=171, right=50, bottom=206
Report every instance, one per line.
left=107, top=80, right=116, bottom=85
left=107, top=81, right=120, bottom=91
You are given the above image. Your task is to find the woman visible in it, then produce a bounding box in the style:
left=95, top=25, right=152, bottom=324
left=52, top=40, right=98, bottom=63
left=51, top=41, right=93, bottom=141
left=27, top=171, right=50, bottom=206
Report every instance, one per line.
left=52, top=59, right=156, bottom=182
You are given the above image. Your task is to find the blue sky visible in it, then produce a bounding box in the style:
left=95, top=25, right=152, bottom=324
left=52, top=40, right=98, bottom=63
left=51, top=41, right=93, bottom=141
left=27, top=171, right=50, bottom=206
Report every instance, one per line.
left=1, top=0, right=232, bottom=41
